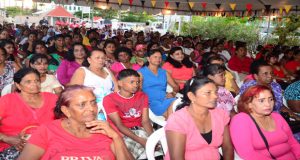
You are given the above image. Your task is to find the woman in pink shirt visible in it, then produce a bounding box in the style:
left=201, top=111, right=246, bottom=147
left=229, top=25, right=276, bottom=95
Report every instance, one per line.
left=230, top=85, right=300, bottom=160
left=110, top=47, right=140, bottom=77
left=165, top=76, right=233, bottom=160
left=162, top=47, right=195, bottom=90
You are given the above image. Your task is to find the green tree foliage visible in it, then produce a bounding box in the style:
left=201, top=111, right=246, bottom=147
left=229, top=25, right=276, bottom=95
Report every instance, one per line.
left=273, top=14, right=300, bottom=46
left=120, top=11, right=156, bottom=22
left=176, top=16, right=260, bottom=46
left=5, top=7, right=33, bottom=17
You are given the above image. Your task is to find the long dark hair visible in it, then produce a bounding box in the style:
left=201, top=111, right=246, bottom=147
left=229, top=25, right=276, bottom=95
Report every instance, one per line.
left=144, top=49, right=162, bottom=67
left=176, top=76, right=213, bottom=111
left=65, top=43, right=87, bottom=61
left=166, top=47, right=193, bottom=68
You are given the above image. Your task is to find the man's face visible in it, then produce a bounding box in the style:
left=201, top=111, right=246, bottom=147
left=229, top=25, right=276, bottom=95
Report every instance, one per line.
left=255, top=66, right=273, bottom=85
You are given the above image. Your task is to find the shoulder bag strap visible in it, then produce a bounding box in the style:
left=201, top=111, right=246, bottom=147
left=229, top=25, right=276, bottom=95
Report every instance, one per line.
left=249, top=115, right=276, bottom=160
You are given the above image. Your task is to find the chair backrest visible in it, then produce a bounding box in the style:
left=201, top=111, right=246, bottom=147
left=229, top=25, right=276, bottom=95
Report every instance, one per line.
left=234, top=94, right=240, bottom=112
left=149, top=109, right=166, bottom=127
left=146, top=128, right=168, bottom=160
left=172, top=97, right=183, bottom=112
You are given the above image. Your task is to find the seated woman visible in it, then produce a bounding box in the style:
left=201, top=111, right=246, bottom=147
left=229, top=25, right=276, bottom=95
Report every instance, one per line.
left=29, top=54, right=63, bottom=95
left=230, top=85, right=300, bottom=160
left=165, top=76, right=233, bottom=160
left=70, top=49, right=118, bottom=117
left=138, top=49, right=179, bottom=117
left=203, top=64, right=237, bottom=117
left=110, top=47, right=140, bottom=77
left=25, top=41, right=62, bottom=73
left=0, top=47, right=19, bottom=95
left=162, top=47, right=195, bottom=91
left=18, top=85, right=133, bottom=160
left=0, top=68, right=57, bottom=158
left=56, top=43, right=87, bottom=86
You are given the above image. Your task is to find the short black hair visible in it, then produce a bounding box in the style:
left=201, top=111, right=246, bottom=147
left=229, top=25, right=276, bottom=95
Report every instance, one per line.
left=114, top=47, right=133, bottom=61
left=250, top=60, right=271, bottom=75
left=117, top=69, right=140, bottom=80
left=54, top=34, right=64, bottom=40
left=13, top=68, right=40, bottom=84
left=29, top=54, right=49, bottom=65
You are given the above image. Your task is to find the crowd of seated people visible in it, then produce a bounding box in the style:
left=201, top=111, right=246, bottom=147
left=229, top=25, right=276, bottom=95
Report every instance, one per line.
left=0, top=22, right=299, bottom=160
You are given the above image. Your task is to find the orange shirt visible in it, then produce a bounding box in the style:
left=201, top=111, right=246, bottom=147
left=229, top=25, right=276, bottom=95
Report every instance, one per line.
left=162, top=62, right=194, bottom=89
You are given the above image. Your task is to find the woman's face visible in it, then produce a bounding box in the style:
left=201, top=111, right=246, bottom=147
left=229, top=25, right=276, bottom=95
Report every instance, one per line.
left=88, top=50, right=106, bottom=68
left=0, top=31, right=9, bottom=39
left=170, top=50, right=184, bottom=62
left=188, top=82, right=218, bottom=109
left=104, top=43, right=116, bottom=54
left=28, top=34, right=37, bottom=42
left=30, top=58, right=48, bottom=75
left=16, top=73, right=41, bottom=94
left=147, top=52, right=162, bottom=66
left=125, top=41, right=133, bottom=50
left=64, top=89, right=98, bottom=123
left=195, top=44, right=203, bottom=51
left=248, top=90, right=274, bottom=116
left=73, top=45, right=86, bottom=59
left=136, top=50, right=145, bottom=58
left=35, top=44, right=47, bottom=54
left=208, top=71, right=226, bottom=86
left=118, top=52, right=130, bottom=63
left=4, top=44, right=14, bottom=55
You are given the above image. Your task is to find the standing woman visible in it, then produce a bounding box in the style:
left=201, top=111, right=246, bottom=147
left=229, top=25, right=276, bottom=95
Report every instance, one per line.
left=56, top=43, right=87, bottom=86
left=0, top=68, right=57, bottom=158
left=29, top=54, right=63, bottom=95
left=165, top=76, right=233, bottom=160
left=162, top=47, right=195, bottom=91
left=110, top=47, right=140, bottom=76
left=0, top=47, right=19, bottom=95
left=138, top=49, right=179, bottom=118
left=69, top=49, right=118, bottom=116
left=230, top=85, right=300, bottom=159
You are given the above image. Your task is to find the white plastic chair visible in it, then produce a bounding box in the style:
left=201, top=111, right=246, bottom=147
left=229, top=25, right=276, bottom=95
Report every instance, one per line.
left=146, top=128, right=168, bottom=160
left=149, top=109, right=166, bottom=127
left=172, top=97, right=183, bottom=112
left=234, top=95, right=240, bottom=112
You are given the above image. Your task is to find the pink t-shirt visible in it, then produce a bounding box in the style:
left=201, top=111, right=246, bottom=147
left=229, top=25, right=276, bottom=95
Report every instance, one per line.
left=103, top=92, right=148, bottom=128
left=165, top=107, right=230, bottom=160
left=110, top=62, right=141, bottom=77
left=230, top=113, right=300, bottom=160
left=162, top=62, right=194, bottom=89
left=0, top=92, right=57, bottom=151
left=28, top=119, right=115, bottom=160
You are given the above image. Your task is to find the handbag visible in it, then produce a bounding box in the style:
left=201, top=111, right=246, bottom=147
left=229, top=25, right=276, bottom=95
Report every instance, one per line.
left=0, top=125, right=38, bottom=160
left=249, top=115, right=276, bottom=160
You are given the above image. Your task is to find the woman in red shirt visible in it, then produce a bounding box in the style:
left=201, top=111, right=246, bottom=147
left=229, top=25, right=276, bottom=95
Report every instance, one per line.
left=18, top=85, right=133, bottom=160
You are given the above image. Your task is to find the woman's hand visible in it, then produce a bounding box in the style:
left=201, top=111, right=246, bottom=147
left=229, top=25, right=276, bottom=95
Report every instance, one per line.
left=85, top=120, right=119, bottom=139
left=3, top=135, right=26, bottom=151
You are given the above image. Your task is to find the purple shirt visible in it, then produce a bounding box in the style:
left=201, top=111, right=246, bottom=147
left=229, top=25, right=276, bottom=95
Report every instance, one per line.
left=56, top=60, right=81, bottom=85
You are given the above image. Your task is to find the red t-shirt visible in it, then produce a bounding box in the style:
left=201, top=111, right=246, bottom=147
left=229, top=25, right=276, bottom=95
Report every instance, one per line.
left=285, top=60, right=300, bottom=73
left=28, top=119, right=115, bottom=160
left=0, top=92, right=57, bottom=151
left=162, top=62, right=194, bottom=89
left=103, top=92, right=148, bottom=128
left=228, top=56, right=253, bottom=73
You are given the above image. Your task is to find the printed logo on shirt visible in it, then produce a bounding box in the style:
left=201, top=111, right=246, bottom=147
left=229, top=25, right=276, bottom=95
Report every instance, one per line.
left=123, top=108, right=141, bottom=118
left=61, top=156, right=105, bottom=160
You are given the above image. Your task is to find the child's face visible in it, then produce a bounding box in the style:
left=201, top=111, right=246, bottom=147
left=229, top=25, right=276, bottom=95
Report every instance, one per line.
left=4, top=44, right=14, bottom=55
left=119, top=76, right=140, bottom=94
left=136, top=49, right=145, bottom=58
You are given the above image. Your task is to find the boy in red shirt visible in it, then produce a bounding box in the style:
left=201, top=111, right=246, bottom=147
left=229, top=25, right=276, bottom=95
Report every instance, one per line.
left=103, top=69, right=162, bottom=159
